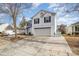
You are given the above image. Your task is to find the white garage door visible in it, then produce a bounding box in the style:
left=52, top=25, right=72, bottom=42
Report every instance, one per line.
left=34, top=28, right=51, bottom=36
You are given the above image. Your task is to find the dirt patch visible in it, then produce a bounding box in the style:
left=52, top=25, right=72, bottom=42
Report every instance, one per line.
left=64, top=35, right=79, bottom=55
left=10, top=37, right=23, bottom=42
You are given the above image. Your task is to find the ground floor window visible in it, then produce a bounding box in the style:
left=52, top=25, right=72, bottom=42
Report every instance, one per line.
left=75, top=26, right=79, bottom=31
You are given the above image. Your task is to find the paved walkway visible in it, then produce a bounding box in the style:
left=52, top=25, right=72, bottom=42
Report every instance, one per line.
left=0, top=36, right=76, bottom=56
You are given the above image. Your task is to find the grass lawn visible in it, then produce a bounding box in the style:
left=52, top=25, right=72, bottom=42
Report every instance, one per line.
left=64, top=35, right=79, bottom=55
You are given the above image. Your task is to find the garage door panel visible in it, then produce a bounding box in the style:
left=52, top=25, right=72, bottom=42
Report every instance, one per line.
left=34, top=28, right=51, bottom=36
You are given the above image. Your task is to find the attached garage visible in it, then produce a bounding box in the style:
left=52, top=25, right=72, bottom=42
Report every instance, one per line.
left=34, top=27, right=51, bottom=36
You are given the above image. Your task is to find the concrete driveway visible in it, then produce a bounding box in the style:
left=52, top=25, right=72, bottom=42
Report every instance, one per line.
left=0, top=36, right=76, bottom=56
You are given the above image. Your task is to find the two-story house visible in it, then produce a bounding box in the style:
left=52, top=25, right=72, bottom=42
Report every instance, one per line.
left=31, top=10, right=56, bottom=36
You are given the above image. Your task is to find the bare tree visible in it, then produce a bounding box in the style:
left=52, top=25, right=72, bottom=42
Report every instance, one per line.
left=58, top=24, right=66, bottom=34
left=0, top=3, right=32, bottom=38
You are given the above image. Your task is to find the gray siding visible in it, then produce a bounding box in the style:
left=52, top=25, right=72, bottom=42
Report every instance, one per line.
left=32, top=10, right=56, bottom=36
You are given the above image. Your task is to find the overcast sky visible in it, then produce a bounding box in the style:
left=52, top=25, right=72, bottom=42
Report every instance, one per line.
left=0, top=3, right=79, bottom=26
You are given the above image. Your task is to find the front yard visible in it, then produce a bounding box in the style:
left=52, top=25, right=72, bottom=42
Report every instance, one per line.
left=64, top=35, right=79, bottom=55
left=0, top=35, right=75, bottom=56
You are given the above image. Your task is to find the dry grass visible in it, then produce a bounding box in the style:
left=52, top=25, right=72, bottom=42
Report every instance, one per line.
left=0, top=34, right=33, bottom=42
left=10, top=35, right=33, bottom=42
left=64, top=35, right=79, bottom=55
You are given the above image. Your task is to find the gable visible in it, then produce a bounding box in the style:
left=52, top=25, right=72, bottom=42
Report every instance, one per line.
left=32, top=10, right=56, bottom=19
left=5, top=25, right=13, bottom=30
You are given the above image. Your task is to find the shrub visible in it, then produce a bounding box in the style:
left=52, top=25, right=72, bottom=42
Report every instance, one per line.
left=68, top=34, right=70, bottom=35
left=28, top=32, right=33, bottom=36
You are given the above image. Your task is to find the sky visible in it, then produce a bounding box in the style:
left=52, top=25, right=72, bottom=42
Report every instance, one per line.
left=0, top=3, right=79, bottom=26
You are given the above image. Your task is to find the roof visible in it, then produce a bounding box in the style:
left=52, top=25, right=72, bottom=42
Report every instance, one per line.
left=71, top=22, right=79, bottom=26
left=31, top=10, right=56, bottom=19
left=0, top=23, right=5, bottom=25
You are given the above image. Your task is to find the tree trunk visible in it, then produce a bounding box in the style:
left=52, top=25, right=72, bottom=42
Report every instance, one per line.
left=13, top=17, right=17, bottom=38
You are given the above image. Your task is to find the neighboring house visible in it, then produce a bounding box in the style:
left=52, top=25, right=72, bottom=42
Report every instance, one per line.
left=17, top=28, right=26, bottom=34
left=31, top=10, right=56, bottom=36
left=0, top=23, right=14, bottom=35
left=66, top=22, right=79, bottom=35
left=25, top=20, right=32, bottom=34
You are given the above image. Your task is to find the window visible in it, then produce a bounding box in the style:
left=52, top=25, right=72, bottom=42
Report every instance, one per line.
left=75, top=26, right=79, bottom=31
left=75, top=26, right=77, bottom=31
left=44, top=16, right=51, bottom=23
left=34, top=18, right=39, bottom=24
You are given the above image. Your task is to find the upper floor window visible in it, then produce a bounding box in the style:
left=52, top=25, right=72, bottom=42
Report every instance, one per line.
left=34, top=18, right=39, bottom=24
left=44, top=16, right=51, bottom=23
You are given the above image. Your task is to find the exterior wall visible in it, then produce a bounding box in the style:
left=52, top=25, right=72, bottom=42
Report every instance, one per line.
left=17, top=29, right=25, bottom=34
left=28, top=27, right=32, bottom=34
left=25, top=29, right=27, bottom=34
left=25, top=27, right=32, bottom=34
left=51, top=15, right=56, bottom=36
left=32, top=13, right=52, bottom=28
left=72, top=26, right=75, bottom=33
left=32, top=11, right=56, bottom=36
left=66, top=25, right=72, bottom=35
left=66, top=24, right=79, bottom=35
